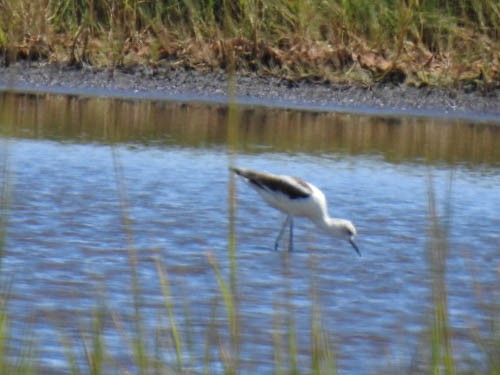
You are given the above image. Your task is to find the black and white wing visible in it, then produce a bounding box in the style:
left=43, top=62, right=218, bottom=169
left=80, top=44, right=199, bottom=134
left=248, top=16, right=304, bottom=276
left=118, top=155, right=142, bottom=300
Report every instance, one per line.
left=231, top=167, right=312, bottom=199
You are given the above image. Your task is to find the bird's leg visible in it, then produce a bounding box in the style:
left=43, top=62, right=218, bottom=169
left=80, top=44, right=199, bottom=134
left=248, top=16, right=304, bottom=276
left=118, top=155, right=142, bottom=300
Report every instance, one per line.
left=275, top=215, right=291, bottom=251
left=288, top=217, right=294, bottom=252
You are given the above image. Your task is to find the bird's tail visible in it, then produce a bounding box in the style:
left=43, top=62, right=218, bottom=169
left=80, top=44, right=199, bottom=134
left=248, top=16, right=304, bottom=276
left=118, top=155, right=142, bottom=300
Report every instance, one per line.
left=230, top=167, right=274, bottom=192
left=230, top=167, right=260, bottom=181
left=230, top=166, right=246, bottom=177
left=230, top=166, right=240, bottom=174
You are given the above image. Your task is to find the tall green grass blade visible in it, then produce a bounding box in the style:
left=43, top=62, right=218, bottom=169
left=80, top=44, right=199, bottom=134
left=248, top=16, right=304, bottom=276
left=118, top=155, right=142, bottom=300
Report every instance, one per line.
left=0, top=300, right=9, bottom=373
left=88, top=308, right=105, bottom=375
left=59, top=331, right=82, bottom=375
left=310, top=301, right=337, bottom=374
left=426, top=173, right=456, bottom=375
left=0, top=139, right=11, bottom=270
left=273, top=308, right=284, bottom=375
left=111, top=145, right=149, bottom=372
left=287, top=313, right=299, bottom=375
left=225, top=60, right=240, bottom=372
left=154, top=258, right=184, bottom=371
left=207, top=252, right=238, bottom=373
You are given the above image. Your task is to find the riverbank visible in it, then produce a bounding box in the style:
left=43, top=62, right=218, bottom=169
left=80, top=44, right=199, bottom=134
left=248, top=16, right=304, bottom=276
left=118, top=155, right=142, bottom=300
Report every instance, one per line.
left=0, top=62, right=499, bottom=121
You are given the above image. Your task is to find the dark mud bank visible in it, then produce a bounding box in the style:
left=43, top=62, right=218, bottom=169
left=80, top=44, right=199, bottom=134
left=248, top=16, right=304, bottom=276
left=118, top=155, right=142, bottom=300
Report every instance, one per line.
left=1, top=62, right=499, bottom=122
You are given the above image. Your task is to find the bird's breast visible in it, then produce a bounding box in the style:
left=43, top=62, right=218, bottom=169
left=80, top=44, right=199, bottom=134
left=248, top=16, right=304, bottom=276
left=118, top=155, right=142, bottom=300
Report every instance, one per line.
left=258, top=190, right=321, bottom=217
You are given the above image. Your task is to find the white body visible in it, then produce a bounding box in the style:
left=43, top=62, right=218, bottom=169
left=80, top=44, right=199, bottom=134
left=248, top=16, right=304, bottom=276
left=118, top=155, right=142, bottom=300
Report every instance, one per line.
left=253, top=178, right=327, bottom=219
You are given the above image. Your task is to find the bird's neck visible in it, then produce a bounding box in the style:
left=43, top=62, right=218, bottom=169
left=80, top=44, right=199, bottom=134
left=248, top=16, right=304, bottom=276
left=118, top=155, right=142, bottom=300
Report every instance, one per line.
left=314, top=216, right=346, bottom=234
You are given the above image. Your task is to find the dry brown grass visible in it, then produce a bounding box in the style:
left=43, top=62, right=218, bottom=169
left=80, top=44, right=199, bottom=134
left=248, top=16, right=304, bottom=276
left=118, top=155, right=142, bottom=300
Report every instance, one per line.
left=1, top=0, right=499, bottom=89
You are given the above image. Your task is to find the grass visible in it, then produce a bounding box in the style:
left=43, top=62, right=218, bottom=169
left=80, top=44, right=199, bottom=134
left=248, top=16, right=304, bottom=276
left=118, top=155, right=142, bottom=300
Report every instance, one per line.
left=0, top=0, right=498, bottom=88
left=426, top=174, right=456, bottom=374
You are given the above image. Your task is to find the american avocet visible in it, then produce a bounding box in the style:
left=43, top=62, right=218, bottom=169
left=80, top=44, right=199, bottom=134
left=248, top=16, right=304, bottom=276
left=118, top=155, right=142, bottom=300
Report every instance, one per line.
left=231, top=167, right=360, bottom=256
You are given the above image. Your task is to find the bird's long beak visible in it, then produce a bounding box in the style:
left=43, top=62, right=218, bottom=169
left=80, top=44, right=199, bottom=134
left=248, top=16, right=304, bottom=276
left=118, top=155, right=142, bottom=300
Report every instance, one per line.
left=349, top=237, right=361, bottom=257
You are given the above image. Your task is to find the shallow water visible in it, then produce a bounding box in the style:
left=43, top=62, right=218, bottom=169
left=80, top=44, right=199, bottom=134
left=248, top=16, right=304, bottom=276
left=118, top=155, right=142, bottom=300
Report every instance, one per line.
left=0, top=92, right=499, bottom=374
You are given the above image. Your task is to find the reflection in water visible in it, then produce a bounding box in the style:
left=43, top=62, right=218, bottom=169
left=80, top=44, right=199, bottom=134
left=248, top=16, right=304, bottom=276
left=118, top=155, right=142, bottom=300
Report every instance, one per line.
left=1, top=92, right=499, bottom=164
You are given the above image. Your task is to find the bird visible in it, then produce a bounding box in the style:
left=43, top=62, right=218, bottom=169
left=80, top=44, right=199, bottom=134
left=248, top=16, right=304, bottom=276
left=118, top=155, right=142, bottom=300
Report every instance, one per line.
left=231, top=167, right=360, bottom=256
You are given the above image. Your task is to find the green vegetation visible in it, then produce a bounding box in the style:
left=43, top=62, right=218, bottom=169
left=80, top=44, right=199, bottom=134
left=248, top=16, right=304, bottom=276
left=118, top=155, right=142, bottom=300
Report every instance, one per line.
left=0, top=0, right=498, bottom=87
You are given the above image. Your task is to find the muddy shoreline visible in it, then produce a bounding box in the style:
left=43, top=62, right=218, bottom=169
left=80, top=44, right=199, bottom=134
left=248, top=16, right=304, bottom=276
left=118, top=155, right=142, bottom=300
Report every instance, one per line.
left=1, top=62, right=499, bottom=121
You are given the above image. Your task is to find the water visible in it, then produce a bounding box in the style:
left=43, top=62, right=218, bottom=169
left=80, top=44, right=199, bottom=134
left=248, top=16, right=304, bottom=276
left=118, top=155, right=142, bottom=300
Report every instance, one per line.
left=0, top=92, right=499, bottom=374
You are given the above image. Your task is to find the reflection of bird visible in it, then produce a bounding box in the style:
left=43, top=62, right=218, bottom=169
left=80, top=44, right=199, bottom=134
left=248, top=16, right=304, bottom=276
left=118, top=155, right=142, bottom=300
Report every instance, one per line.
left=231, top=167, right=360, bottom=255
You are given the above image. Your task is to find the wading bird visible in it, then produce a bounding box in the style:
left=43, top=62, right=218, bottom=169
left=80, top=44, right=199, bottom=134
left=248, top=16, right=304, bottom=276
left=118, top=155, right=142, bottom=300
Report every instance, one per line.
left=231, top=167, right=360, bottom=256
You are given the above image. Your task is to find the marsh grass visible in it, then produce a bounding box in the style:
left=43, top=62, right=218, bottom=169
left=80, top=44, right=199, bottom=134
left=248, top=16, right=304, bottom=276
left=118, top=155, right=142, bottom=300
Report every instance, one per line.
left=0, top=0, right=498, bottom=87
left=0, top=308, right=36, bottom=375
left=422, top=174, right=500, bottom=375
left=0, top=137, right=11, bottom=270
left=426, top=174, right=456, bottom=374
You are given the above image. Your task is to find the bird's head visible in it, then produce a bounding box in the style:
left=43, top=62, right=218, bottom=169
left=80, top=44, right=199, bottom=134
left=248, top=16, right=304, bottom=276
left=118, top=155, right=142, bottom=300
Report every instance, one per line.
left=330, top=219, right=360, bottom=257
left=344, top=221, right=360, bottom=256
